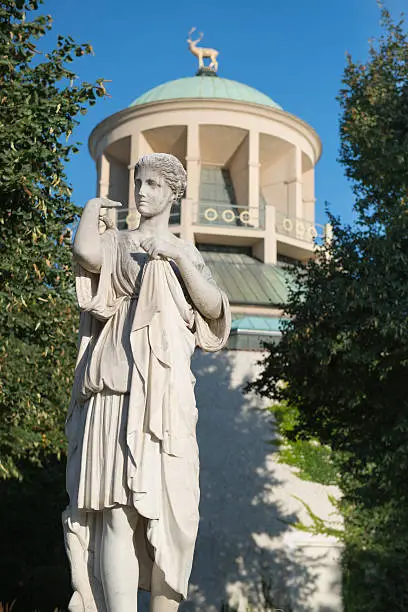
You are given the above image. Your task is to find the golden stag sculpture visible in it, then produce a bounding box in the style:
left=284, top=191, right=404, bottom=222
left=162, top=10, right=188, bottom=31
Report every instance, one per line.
left=187, top=28, right=219, bottom=72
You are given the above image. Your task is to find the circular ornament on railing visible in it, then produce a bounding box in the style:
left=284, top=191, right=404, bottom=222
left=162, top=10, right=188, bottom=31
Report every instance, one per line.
left=296, top=221, right=305, bottom=237
left=282, top=218, right=293, bottom=232
left=309, top=226, right=318, bottom=239
left=239, top=210, right=251, bottom=225
left=222, top=209, right=236, bottom=223
left=204, top=207, right=218, bottom=222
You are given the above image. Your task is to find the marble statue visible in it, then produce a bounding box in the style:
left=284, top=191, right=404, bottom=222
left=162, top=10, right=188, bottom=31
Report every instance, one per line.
left=62, top=153, right=230, bottom=612
left=187, top=28, right=219, bottom=72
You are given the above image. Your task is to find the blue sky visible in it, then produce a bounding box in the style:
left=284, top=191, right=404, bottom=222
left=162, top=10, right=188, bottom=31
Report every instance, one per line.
left=43, top=0, right=406, bottom=227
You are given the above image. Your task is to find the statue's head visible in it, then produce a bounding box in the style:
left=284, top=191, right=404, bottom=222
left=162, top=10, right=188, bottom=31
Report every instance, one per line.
left=133, top=153, right=187, bottom=218
left=134, top=153, right=186, bottom=200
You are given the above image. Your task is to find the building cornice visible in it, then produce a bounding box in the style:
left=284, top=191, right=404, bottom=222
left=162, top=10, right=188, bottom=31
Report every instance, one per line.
left=88, top=98, right=322, bottom=164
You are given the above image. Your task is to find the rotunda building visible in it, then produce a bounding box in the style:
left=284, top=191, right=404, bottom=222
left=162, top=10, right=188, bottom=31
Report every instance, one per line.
left=89, top=71, right=324, bottom=348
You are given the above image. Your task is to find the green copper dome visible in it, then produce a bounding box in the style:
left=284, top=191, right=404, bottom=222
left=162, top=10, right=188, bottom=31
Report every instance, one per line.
left=129, top=76, right=282, bottom=110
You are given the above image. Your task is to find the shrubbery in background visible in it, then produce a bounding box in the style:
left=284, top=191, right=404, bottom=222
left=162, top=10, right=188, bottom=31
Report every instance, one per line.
left=269, top=402, right=338, bottom=486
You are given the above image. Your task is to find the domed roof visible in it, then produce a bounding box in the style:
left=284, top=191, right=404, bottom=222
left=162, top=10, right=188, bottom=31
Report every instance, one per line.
left=129, top=76, right=282, bottom=110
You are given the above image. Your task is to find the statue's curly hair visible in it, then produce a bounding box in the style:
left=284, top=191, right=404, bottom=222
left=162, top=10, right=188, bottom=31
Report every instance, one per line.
left=134, top=153, right=187, bottom=201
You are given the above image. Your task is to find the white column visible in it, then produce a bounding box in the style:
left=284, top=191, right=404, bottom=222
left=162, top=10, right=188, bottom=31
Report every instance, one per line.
left=138, top=132, right=151, bottom=158
left=185, top=123, right=200, bottom=203
left=180, top=199, right=195, bottom=243
left=286, top=146, right=302, bottom=221
left=302, top=166, right=315, bottom=223
left=182, top=123, right=200, bottom=242
left=97, top=153, right=116, bottom=225
left=264, top=205, right=277, bottom=264
left=97, top=152, right=110, bottom=197
left=248, top=131, right=260, bottom=228
left=126, top=134, right=140, bottom=230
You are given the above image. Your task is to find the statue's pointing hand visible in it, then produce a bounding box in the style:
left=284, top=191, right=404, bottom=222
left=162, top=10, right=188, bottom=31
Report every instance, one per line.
left=98, top=197, right=122, bottom=208
left=90, top=197, right=122, bottom=234
left=140, top=237, right=182, bottom=263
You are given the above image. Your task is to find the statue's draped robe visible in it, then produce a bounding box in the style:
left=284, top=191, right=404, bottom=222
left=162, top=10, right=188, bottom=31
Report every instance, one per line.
left=63, top=229, right=230, bottom=611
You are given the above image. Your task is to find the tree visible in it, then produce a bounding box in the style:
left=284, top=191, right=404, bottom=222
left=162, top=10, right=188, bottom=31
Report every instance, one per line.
left=0, top=0, right=108, bottom=478
left=0, top=3, right=109, bottom=605
left=249, top=7, right=408, bottom=611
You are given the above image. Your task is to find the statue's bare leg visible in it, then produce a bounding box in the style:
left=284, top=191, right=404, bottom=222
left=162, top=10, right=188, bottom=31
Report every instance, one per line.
left=100, top=505, right=139, bottom=612
left=150, top=562, right=181, bottom=612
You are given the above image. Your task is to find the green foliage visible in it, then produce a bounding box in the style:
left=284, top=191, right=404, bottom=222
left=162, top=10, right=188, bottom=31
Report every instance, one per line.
left=0, top=0, right=107, bottom=477
left=277, top=439, right=337, bottom=486
left=287, top=495, right=343, bottom=539
left=341, top=500, right=408, bottom=611
left=269, top=402, right=342, bottom=540
left=249, top=7, right=408, bottom=611
left=339, top=6, right=408, bottom=224
left=269, top=403, right=339, bottom=485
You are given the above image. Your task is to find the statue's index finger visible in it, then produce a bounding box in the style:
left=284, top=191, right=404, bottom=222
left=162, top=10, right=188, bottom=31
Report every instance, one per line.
left=99, top=197, right=122, bottom=208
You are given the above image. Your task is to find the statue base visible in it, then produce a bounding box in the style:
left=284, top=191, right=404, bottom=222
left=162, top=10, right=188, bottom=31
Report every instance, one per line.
left=195, top=67, right=218, bottom=77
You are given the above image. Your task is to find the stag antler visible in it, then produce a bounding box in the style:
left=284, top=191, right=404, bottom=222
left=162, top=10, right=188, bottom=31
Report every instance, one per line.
left=187, top=27, right=203, bottom=43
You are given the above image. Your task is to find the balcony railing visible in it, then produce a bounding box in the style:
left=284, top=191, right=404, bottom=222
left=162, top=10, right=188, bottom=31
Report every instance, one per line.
left=193, top=200, right=265, bottom=230
left=117, top=204, right=325, bottom=246
left=275, top=210, right=324, bottom=244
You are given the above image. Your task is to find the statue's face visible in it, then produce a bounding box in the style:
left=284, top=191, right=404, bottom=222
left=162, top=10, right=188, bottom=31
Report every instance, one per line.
left=134, top=167, right=174, bottom=218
